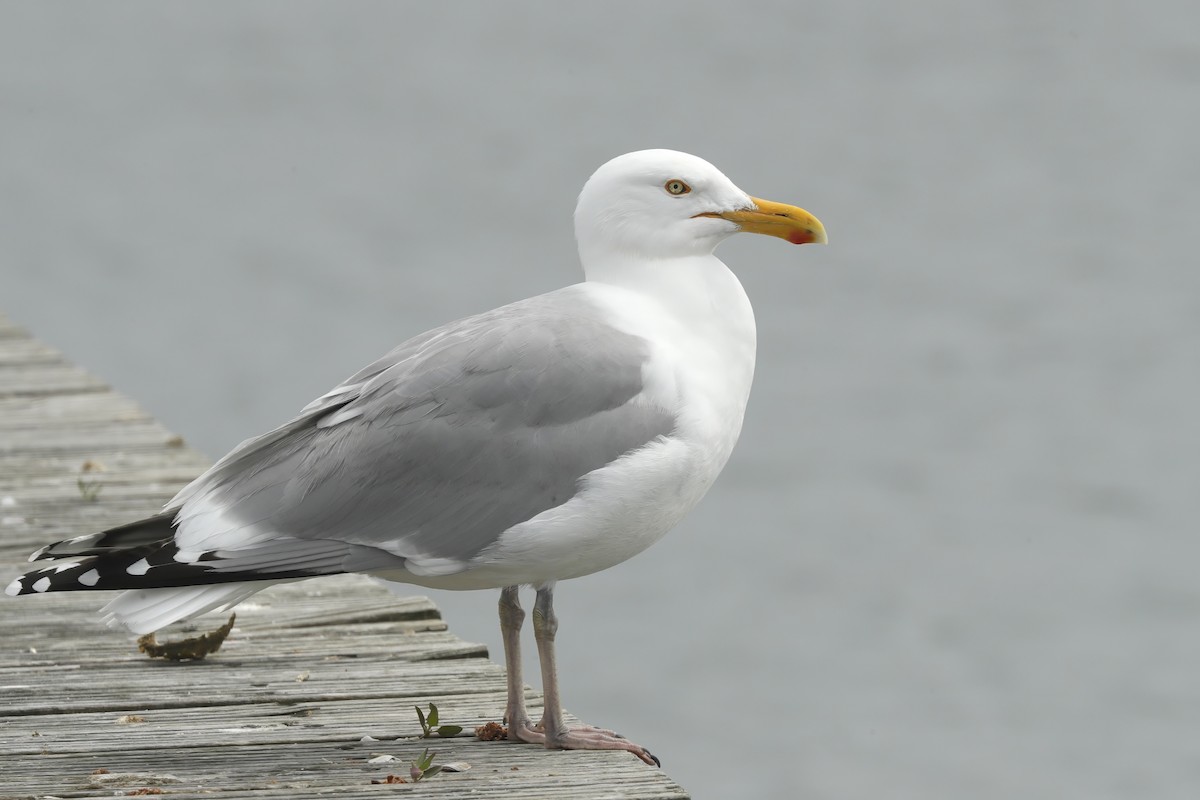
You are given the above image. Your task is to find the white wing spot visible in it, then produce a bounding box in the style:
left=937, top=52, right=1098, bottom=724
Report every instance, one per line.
left=4, top=578, right=22, bottom=596
left=78, top=569, right=101, bottom=587
left=127, top=558, right=151, bottom=576
left=32, top=577, right=51, bottom=593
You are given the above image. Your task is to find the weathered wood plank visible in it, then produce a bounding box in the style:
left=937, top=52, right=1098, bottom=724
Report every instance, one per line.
left=4, top=742, right=687, bottom=800
left=0, top=451, right=209, bottom=487
left=0, top=363, right=109, bottom=397
left=0, top=399, right=155, bottom=430
left=0, top=312, right=689, bottom=800
left=0, top=337, right=68, bottom=365
left=0, top=421, right=191, bottom=454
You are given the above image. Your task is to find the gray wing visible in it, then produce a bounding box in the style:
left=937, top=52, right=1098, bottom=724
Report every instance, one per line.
left=170, top=286, right=676, bottom=565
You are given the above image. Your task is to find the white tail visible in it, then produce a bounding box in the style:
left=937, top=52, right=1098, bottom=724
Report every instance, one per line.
left=100, top=582, right=280, bottom=634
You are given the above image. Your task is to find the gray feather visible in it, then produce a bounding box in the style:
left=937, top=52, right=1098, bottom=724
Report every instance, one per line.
left=174, top=287, right=677, bottom=565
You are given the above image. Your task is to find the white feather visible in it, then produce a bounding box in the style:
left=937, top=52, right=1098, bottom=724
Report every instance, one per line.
left=100, top=582, right=279, bottom=634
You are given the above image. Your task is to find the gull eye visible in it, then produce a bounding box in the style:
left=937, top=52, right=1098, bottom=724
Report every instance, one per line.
left=664, top=179, right=691, bottom=196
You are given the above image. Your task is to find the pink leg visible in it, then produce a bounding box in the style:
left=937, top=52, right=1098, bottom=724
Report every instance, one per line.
left=498, top=586, right=536, bottom=734
left=505, top=584, right=659, bottom=767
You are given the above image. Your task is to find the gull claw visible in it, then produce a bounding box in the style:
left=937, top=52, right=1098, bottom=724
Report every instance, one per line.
left=508, top=720, right=659, bottom=766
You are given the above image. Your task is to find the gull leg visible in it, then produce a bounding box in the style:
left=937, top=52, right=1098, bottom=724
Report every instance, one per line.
left=509, top=584, right=659, bottom=766
left=499, top=586, right=535, bottom=736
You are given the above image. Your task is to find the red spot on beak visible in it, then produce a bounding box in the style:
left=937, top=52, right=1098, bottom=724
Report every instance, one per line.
left=787, top=229, right=818, bottom=245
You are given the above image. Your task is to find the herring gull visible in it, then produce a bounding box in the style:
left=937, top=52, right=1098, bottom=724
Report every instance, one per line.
left=7, top=149, right=826, bottom=764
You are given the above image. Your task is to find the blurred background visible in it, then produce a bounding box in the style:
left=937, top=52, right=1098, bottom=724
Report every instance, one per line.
left=2, top=2, right=1198, bottom=797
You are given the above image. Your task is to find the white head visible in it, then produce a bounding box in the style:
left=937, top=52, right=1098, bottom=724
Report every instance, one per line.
left=574, top=149, right=826, bottom=269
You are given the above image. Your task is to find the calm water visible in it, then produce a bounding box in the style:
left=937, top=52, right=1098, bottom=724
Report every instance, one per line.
left=3, top=3, right=1199, bottom=797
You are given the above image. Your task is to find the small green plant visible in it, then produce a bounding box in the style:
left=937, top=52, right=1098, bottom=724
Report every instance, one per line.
left=409, top=748, right=441, bottom=782
left=76, top=477, right=103, bottom=502
left=415, top=703, right=463, bottom=739
left=77, top=460, right=105, bottom=501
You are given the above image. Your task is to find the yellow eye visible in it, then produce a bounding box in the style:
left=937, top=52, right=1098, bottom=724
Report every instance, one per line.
left=664, top=179, right=691, bottom=196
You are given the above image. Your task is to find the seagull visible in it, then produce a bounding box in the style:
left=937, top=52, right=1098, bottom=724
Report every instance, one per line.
left=7, top=149, right=826, bottom=764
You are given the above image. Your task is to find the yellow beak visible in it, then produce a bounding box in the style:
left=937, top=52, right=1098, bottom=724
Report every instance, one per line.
left=695, top=197, right=827, bottom=245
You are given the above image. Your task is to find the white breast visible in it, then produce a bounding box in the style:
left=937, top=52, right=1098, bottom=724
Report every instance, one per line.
left=455, top=254, right=758, bottom=588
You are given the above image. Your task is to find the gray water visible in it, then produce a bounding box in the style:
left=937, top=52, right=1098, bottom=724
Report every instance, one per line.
left=3, top=2, right=1198, bottom=798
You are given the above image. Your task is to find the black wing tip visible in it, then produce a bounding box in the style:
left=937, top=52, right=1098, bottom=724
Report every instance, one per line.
left=6, top=560, right=101, bottom=596
left=27, top=534, right=91, bottom=562
left=26, top=513, right=177, bottom=563
left=8, top=544, right=336, bottom=595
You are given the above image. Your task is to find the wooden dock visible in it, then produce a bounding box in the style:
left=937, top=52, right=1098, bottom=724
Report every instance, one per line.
left=0, top=312, right=688, bottom=799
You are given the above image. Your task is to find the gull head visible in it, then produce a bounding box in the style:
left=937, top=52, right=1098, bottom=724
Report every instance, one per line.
left=574, top=149, right=826, bottom=264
